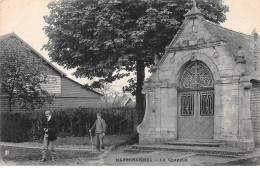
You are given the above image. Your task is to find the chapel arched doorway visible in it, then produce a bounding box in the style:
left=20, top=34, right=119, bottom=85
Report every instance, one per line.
left=177, top=61, right=214, bottom=142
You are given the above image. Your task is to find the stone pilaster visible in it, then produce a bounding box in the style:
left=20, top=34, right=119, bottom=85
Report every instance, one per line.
left=237, top=75, right=255, bottom=150
left=213, top=81, right=222, bottom=140
left=138, top=80, right=178, bottom=144
left=137, top=80, right=156, bottom=137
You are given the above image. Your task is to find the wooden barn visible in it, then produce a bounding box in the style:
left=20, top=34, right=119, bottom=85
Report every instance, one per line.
left=0, top=33, right=102, bottom=114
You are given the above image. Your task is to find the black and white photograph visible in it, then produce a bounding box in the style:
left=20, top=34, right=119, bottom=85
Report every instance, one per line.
left=0, top=0, right=260, bottom=166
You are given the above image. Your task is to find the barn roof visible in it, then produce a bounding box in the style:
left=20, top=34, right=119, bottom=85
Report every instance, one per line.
left=0, top=33, right=103, bottom=96
left=0, top=33, right=67, bottom=76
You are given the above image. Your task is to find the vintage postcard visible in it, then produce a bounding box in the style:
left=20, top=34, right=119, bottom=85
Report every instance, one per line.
left=0, top=0, right=260, bottom=166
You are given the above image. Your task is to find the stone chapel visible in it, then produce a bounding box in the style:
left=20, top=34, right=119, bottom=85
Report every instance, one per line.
left=137, top=1, right=260, bottom=151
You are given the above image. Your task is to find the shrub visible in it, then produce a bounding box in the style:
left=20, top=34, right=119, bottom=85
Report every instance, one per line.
left=0, top=107, right=135, bottom=142
left=0, top=113, right=32, bottom=142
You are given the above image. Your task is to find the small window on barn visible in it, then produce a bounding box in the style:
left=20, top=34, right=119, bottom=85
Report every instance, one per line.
left=46, top=76, right=57, bottom=84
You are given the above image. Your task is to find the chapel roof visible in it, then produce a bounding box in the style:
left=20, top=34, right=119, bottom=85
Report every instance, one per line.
left=182, top=0, right=259, bottom=75
left=204, top=20, right=259, bottom=75
left=204, top=20, right=255, bottom=59
left=182, top=0, right=257, bottom=61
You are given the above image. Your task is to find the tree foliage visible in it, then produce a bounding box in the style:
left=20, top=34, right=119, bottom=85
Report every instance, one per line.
left=0, top=37, right=53, bottom=111
left=43, top=0, right=228, bottom=91
left=43, top=0, right=228, bottom=124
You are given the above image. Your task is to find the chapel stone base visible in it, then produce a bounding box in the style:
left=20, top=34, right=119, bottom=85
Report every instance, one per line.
left=219, top=139, right=255, bottom=151
left=139, top=133, right=176, bottom=145
left=138, top=132, right=255, bottom=152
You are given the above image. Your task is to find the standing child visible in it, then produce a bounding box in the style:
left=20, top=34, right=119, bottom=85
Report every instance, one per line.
left=89, top=113, right=106, bottom=151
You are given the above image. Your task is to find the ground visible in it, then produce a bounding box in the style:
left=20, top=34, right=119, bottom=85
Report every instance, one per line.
left=104, top=148, right=260, bottom=166
left=0, top=135, right=260, bottom=166
left=0, top=146, right=101, bottom=166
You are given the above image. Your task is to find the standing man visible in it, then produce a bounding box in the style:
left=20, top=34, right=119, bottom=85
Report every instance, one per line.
left=89, top=113, right=106, bottom=151
left=40, top=110, right=57, bottom=162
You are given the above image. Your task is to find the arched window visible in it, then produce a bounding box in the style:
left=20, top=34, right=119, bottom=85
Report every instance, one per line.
left=178, top=61, right=214, bottom=90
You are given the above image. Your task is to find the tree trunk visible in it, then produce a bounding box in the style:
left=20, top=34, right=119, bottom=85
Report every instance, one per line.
left=8, top=96, right=12, bottom=113
left=77, top=117, right=82, bottom=136
left=69, top=116, right=73, bottom=135
left=134, top=60, right=145, bottom=133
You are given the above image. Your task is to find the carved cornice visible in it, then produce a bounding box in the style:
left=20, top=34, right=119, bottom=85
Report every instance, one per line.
left=219, top=76, right=233, bottom=84
left=155, top=82, right=177, bottom=88
left=214, top=80, right=222, bottom=85
left=142, top=82, right=156, bottom=93
left=155, top=82, right=168, bottom=88
left=239, top=75, right=251, bottom=83
left=142, top=82, right=177, bottom=93
left=165, top=40, right=226, bottom=52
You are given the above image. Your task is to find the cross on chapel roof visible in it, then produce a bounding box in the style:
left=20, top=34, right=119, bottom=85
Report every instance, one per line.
left=184, top=0, right=203, bottom=18
left=192, top=0, right=196, bottom=7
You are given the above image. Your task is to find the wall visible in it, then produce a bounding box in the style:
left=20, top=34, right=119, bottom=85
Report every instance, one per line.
left=61, top=77, right=100, bottom=98
left=40, top=60, right=63, bottom=96
left=250, top=81, right=260, bottom=145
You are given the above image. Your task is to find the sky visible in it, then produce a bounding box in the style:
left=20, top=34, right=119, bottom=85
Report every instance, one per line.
left=0, top=0, right=260, bottom=92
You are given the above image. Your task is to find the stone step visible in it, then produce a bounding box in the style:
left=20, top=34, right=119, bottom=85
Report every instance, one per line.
left=124, top=148, right=155, bottom=153
left=124, top=148, right=240, bottom=158
left=127, top=144, right=251, bottom=157
left=164, top=141, right=220, bottom=147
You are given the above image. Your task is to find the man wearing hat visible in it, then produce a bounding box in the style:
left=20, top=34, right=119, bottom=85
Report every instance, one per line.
left=40, top=110, right=57, bottom=162
left=89, top=113, right=106, bottom=151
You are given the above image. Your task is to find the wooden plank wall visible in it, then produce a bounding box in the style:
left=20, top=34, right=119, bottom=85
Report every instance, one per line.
left=0, top=96, right=100, bottom=114
left=61, top=77, right=101, bottom=98
left=40, top=62, right=62, bottom=96
left=40, top=75, right=61, bottom=94
left=60, top=97, right=100, bottom=108
left=0, top=78, right=102, bottom=114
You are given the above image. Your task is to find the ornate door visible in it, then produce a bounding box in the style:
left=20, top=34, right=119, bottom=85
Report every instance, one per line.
left=177, top=61, right=214, bottom=141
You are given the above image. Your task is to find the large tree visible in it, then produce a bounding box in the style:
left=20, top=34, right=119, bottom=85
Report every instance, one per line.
left=43, top=0, right=228, bottom=127
left=0, top=36, right=53, bottom=112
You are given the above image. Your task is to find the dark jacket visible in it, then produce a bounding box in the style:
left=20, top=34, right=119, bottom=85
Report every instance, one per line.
left=90, top=119, right=106, bottom=134
left=43, top=117, right=57, bottom=141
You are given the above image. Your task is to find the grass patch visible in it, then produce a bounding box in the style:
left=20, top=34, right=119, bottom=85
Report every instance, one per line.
left=50, top=134, right=137, bottom=147
left=0, top=134, right=137, bottom=165
left=1, top=145, right=100, bottom=165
